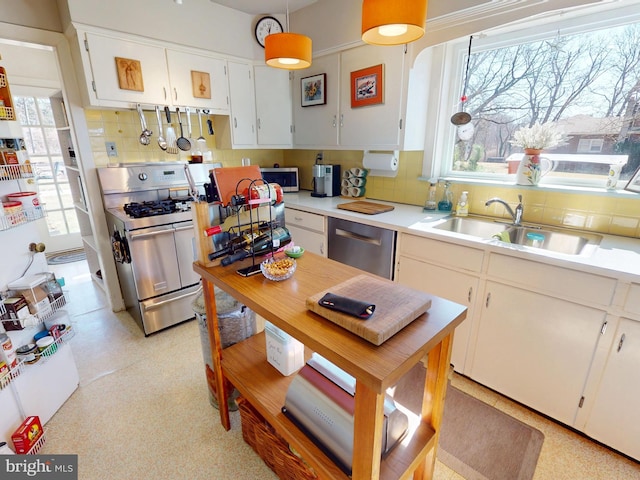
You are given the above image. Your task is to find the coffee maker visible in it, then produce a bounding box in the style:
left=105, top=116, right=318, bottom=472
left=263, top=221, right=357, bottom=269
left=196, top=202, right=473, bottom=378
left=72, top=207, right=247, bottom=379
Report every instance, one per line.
left=311, top=165, right=341, bottom=197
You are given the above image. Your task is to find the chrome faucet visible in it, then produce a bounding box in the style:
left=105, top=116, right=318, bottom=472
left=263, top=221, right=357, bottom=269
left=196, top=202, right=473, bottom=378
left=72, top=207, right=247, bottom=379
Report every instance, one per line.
left=485, top=195, right=523, bottom=225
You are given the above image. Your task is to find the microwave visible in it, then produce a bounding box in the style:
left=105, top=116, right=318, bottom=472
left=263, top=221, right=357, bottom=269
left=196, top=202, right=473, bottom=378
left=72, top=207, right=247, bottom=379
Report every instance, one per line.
left=261, top=167, right=299, bottom=192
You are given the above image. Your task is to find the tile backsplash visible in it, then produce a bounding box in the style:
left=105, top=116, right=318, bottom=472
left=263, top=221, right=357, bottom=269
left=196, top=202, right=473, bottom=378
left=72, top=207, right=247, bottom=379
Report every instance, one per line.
left=86, top=109, right=639, bottom=238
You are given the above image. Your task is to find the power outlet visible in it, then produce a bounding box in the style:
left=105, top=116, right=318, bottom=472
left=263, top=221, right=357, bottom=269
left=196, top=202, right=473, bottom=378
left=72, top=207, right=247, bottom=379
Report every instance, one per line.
left=106, top=142, right=118, bottom=157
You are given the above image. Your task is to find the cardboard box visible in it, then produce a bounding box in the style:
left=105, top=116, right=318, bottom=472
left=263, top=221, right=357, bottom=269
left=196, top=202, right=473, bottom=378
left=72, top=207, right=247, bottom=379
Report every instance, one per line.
left=3, top=296, right=29, bottom=320
left=264, top=322, right=304, bottom=376
left=18, top=286, right=48, bottom=314
left=11, top=416, right=43, bottom=454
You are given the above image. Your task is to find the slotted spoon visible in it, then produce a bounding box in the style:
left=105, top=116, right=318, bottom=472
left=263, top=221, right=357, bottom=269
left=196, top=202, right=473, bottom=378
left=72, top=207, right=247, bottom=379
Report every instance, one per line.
left=175, top=108, right=191, bottom=151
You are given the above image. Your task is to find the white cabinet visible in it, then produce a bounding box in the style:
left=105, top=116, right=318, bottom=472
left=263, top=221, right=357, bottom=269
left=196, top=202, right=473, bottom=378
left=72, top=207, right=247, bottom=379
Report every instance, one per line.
left=254, top=66, right=292, bottom=147
left=471, top=280, right=608, bottom=426
left=79, top=32, right=171, bottom=107
left=221, top=60, right=256, bottom=147
left=165, top=49, right=228, bottom=113
left=292, top=54, right=341, bottom=147
left=284, top=207, right=326, bottom=257
left=292, top=44, right=407, bottom=150
left=584, top=316, right=640, bottom=460
left=395, top=234, right=482, bottom=374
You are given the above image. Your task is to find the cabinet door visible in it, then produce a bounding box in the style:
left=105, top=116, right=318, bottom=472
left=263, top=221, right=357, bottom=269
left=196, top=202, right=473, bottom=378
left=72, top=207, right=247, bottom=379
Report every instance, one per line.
left=396, top=255, right=477, bottom=374
left=226, top=61, right=256, bottom=147
left=287, top=224, right=326, bottom=257
left=585, top=317, right=640, bottom=460
left=254, top=66, right=292, bottom=147
left=83, top=32, right=170, bottom=106
left=166, top=50, right=228, bottom=112
left=339, top=44, right=405, bottom=149
left=471, top=281, right=608, bottom=426
left=292, top=54, right=340, bottom=147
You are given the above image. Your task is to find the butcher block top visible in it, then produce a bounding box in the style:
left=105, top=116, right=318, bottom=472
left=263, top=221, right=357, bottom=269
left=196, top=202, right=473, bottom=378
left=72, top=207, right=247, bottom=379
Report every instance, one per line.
left=306, top=274, right=432, bottom=345
left=337, top=201, right=395, bottom=215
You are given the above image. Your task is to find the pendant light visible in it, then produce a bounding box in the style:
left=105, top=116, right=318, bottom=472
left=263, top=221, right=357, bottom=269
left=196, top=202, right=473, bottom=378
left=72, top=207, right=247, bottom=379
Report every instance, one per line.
left=362, top=0, right=428, bottom=46
left=265, top=1, right=312, bottom=70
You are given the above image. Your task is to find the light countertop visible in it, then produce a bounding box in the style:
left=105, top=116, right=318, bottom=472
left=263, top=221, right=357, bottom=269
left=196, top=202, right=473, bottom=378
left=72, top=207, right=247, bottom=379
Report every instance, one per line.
left=283, top=191, right=640, bottom=281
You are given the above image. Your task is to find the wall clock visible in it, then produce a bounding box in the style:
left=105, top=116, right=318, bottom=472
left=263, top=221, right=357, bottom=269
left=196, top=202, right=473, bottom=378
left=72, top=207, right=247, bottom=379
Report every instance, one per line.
left=255, top=16, right=283, bottom=48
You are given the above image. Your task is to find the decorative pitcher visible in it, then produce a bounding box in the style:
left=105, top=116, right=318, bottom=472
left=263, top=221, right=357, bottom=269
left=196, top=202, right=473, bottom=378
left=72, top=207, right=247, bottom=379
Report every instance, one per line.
left=516, top=149, right=554, bottom=186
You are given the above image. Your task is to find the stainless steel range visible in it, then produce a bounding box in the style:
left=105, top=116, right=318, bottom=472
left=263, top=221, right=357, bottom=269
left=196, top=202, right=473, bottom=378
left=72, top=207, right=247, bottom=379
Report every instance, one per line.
left=98, top=163, right=217, bottom=335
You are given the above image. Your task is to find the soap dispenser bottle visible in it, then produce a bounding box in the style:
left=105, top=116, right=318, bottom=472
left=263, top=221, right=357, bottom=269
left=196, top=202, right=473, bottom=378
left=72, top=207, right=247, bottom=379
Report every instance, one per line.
left=456, top=191, right=469, bottom=217
left=438, top=181, right=453, bottom=212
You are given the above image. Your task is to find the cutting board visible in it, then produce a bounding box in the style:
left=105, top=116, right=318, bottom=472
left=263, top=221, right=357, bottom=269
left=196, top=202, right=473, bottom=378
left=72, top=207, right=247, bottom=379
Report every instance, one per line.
left=306, top=274, right=432, bottom=345
left=337, top=201, right=395, bottom=215
left=211, top=165, right=262, bottom=207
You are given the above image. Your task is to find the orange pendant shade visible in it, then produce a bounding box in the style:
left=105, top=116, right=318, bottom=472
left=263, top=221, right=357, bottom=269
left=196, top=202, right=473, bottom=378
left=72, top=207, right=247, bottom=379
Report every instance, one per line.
left=265, top=32, right=312, bottom=70
left=362, top=0, right=427, bottom=45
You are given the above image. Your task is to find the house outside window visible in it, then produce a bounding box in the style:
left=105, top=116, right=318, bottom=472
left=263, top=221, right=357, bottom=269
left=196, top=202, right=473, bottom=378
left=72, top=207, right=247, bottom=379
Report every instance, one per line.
left=437, top=5, right=640, bottom=188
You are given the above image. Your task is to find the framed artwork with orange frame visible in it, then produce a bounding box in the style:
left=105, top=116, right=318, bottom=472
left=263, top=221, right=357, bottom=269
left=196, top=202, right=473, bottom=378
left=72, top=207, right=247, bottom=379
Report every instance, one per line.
left=350, top=64, right=384, bottom=108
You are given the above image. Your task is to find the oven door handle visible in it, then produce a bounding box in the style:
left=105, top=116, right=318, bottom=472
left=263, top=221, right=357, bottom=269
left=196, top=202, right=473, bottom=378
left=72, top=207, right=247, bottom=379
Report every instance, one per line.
left=142, top=286, right=202, bottom=311
left=128, top=226, right=175, bottom=241
left=173, top=224, right=194, bottom=233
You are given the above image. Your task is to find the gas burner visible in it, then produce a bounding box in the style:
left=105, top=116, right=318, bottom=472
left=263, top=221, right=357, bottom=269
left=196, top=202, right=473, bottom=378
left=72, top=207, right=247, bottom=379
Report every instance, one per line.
left=123, top=200, right=177, bottom=218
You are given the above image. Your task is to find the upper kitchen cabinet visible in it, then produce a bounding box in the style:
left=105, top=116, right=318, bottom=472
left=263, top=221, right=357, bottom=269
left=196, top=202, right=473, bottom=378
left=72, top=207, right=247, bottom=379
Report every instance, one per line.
left=215, top=60, right=256, bottom=148
left=254, top=65, right=292, bottom=148
left=165, top=50, right=229, bottom=114
left=77, top=31, right=171, bottom=108
left=292, top=44, right=411, bottom=150
left=292, top=54, right=340, bottom=147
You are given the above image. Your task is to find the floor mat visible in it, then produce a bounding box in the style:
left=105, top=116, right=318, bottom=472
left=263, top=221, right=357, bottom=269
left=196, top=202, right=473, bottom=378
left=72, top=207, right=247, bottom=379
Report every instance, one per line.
left=439, top=386, right=544, bottom=480
left=46, top=249, right=87, bottom=265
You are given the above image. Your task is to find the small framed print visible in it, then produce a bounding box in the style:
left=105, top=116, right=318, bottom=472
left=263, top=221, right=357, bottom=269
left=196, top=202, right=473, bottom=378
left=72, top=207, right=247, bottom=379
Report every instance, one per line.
left=301, top=73, right=326, bottom=107
left=624, top=164, right=640, bottom=193
left=351, top=64, right=384, bottom=108
left=191, top=70, right=211, bottom=99
left=115, top=57, right=144, bottom=92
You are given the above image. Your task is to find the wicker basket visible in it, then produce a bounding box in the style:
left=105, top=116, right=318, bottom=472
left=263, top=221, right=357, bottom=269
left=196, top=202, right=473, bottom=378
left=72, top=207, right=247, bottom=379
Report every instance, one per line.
left=237, top=397, right=317, bottom=480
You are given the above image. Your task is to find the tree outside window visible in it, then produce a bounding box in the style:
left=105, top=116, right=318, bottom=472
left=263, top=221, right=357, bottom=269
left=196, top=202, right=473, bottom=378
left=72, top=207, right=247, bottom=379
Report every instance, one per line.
left=451, top=21, right=640, bottom=185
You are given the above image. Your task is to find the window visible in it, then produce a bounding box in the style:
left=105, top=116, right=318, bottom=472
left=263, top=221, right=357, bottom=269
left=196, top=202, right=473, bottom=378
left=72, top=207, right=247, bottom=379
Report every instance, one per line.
left=438, top=6, right=640, bottom=187
left=13, top=95, right=79, bottom=236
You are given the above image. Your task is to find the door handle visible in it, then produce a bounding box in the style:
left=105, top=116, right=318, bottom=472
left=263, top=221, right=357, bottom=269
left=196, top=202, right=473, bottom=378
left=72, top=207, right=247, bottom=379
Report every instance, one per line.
left=485, top=292, right=491, bottom=308
left=335, top=228, right=381, bottom=246
left=468, top=287, right=473, bottom=303
left=143, top=287, right=201, bottom=310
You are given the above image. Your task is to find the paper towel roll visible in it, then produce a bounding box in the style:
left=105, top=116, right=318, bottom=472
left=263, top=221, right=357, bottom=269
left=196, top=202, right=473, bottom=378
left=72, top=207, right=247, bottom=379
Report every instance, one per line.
left=341, top=186, right=350, bottom=196
left=349, top=186, right=366, bottom=197
left=350, top=167, right=367, bottom=177
left=341, top=179, right=352, bottom=188
left=350, top=177, right=366, bottom=187
left=362, top=152, right=398, bottom=177
left=343, top=170, right=354, bottom=179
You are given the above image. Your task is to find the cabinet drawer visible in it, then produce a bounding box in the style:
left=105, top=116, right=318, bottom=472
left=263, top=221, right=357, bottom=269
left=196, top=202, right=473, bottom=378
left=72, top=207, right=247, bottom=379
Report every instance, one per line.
left=285, top=208, right=325, bottom=233
left=487, top=253, right=616, bottom=306
left=623, top=283, right=640, bottom=316
left=399, top=234, right=484, bottom=273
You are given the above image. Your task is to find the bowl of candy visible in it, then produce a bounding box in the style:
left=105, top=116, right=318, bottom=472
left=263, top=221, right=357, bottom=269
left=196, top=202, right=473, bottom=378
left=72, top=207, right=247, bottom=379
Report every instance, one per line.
left=260, top=257, right=297, bottom=281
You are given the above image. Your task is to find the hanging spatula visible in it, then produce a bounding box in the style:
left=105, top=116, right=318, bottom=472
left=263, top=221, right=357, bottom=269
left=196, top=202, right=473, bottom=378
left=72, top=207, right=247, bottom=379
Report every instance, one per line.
left=164, top=106, right=178, bottom=154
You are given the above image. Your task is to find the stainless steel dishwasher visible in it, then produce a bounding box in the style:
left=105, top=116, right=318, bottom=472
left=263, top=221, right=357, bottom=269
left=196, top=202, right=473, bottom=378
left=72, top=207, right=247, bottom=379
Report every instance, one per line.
left=327, top=217, right=396, bottom=279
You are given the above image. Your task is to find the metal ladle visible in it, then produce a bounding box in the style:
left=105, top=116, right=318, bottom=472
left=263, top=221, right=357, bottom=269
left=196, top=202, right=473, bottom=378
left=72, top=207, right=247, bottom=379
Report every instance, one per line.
left=155, top=105, right=167, bottom=151
left=137, top=103, right=152, bottom=145
left=451, top=36, right=473, bottom=126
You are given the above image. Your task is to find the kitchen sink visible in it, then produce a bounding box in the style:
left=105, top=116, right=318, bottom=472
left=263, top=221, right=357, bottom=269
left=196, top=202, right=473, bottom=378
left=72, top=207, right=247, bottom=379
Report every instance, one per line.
left=432, top=216, right=511, bottom=238
left=431, top=216, right=602, bottom=255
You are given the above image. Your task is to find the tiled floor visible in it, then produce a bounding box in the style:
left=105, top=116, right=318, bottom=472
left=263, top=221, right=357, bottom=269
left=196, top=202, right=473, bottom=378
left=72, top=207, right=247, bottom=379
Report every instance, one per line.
left=42, top=260, right=639, bottom=479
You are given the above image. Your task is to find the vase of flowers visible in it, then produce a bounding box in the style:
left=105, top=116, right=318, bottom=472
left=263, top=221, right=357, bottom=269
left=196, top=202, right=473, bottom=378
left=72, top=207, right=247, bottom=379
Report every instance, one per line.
left=510, top=122, right=566, bottom=186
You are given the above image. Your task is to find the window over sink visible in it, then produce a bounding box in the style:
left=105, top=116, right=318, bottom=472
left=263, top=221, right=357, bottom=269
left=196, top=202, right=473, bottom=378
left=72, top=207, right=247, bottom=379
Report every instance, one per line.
left=429, top=2, right=640, bottom=189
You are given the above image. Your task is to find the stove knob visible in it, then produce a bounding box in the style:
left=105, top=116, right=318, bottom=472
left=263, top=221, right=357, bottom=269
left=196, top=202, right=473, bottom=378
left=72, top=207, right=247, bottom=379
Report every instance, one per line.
left=138, top=173, right=148, bottom=181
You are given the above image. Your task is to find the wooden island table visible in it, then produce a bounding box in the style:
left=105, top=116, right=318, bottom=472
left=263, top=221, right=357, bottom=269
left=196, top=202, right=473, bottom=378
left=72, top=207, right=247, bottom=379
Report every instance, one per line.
left=194, top=252, right=466, bottom=480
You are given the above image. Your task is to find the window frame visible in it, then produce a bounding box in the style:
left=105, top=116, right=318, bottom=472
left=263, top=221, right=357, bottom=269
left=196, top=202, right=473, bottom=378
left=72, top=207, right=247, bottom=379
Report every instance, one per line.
left=425, top=3, right=640, bottom=189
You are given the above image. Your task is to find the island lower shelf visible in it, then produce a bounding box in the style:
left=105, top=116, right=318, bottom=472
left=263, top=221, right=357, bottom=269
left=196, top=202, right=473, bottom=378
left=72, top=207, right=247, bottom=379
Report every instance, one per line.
left=222, top=331, right=437, bottom=480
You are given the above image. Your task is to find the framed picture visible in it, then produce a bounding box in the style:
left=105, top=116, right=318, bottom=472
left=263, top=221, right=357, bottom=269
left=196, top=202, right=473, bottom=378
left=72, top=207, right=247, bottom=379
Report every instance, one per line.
left=351, top=64, right=384, bottom=108
left=115, top=57, right=144, bottom=92
left=624, top=165, right=640, bottom=193
left=191, top=71, right=211, bottom=99
left=301, top=73, right=326, bottom=107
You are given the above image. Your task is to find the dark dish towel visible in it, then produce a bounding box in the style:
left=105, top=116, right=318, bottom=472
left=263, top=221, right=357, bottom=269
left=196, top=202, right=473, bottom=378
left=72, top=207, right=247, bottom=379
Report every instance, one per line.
left=318, top=293, right=375, bottom=319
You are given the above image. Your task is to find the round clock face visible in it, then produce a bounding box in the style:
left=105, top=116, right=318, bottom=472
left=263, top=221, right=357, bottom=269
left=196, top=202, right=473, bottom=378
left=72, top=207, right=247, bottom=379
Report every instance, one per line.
left=255, top=16, right=284, bottom=48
